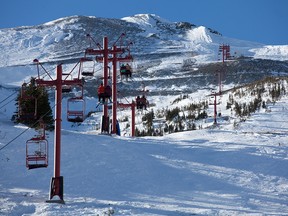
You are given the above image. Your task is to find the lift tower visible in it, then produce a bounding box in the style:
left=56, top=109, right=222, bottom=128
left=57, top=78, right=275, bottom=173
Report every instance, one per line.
left=85, top=34, right=133, bottom=134
left=34, top=59, right=83, bottom=204
left=212, top=44, right=231, bottom=124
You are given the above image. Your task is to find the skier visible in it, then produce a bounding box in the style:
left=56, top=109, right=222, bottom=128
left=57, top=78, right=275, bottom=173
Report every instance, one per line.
left=97, top=83, right=105, bottom=103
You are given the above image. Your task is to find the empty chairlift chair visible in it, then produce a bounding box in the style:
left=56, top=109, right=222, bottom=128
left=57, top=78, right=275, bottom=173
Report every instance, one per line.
left=26, top=124, right=48, bottom=169
left=81, top=57, right=95, bottom=77
left=67, top=96, right=85, bottom=122
left=62, top=74, right=73, bottom=93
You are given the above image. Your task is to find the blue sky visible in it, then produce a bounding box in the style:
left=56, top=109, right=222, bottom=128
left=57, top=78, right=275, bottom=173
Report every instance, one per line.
left=1, top=0, right=287, bottom=45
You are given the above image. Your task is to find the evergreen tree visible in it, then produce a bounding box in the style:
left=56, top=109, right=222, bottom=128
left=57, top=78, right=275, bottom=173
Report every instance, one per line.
left=14, top=77, right=54, bottom=130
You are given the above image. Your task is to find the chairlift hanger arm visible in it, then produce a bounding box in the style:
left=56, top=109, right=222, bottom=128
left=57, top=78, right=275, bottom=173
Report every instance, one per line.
left=33, top=59, right=54, bottom=81
left=62, top=60, right=82, bottom=81
left=86, top=34, right=103, bottom=49
left=112, top=33, right=126, bottom=48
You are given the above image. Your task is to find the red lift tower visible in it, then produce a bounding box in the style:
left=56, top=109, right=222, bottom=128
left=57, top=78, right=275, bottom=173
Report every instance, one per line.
left=217, top=44, right=230, bottom=94
left=219, top=44, right=230, bottom=63
left=85, top=34, right=134, bottom=135
left=213, top=44, right=230, bottom=124
left=34, top=59, right=83, bottom=204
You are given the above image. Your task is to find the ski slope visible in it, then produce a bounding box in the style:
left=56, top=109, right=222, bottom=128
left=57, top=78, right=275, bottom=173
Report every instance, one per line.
left=0, top=85, right=288, bottom=215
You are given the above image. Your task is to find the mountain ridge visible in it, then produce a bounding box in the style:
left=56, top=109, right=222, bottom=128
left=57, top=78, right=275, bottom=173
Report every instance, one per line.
left=0, top=14, right=288, bottom=94
left=1, top=14, right=287, bottom=68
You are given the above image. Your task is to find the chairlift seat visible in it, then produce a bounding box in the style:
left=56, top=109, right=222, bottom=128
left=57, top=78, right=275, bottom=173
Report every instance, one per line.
left=26, top=138, right=48, bottom=169
left=81, top=71, right=94, bottom=76
left=62, top=86, right=72, bottom=93
left=67, top=110, right=85, bottom=122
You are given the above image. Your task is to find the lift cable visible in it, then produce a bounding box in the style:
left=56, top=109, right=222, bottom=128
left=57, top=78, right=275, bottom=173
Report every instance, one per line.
left=0, top=91, right=18, bottom=106
left=0, top=96, right=17, bottom=110
left=0, top=102, right=57, bottom=152
left=0, top=65, right=55, bottom=109
left=117, top=91, right=131, bottom=104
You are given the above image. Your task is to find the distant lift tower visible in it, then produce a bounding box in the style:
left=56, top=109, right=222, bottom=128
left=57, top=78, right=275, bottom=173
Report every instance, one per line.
left=217, top=44, right=230, bottom=94
left=213, top=44, right=231, bottom=124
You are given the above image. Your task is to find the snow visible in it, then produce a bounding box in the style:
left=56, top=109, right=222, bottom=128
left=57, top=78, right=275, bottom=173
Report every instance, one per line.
left=250, top=45, right=288, bottom=61
left=1, top=81, right=288, bottom=215
left=122, top=14, right=172, bottom=28
left=186, top=26, right=213, bottom=44
left=1, top=14, right=287, bottom=68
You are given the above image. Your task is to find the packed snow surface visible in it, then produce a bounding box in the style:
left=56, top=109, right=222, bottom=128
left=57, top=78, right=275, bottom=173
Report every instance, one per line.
left=0, top=85, right=288, bottom=215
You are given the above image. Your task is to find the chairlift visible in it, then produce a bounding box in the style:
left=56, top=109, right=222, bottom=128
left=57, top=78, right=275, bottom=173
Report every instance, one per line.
left=67, top=97, right=85, bottom=122
left=99, top=66, right=111, bottom=80
left=26, top=124, right=48, bottom=169
left=81, top=57, right=95, bottom=77
left=120, top=63, right=132, bottom=81
left=135, top=95, right=149, bottom=110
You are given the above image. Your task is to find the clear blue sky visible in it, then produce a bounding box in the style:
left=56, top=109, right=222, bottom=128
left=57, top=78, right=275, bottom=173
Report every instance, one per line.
left=1, top=0, right=287, bottom=45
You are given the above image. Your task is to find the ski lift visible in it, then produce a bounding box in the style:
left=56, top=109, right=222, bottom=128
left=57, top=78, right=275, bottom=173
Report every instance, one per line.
left=120, top=63, right=132, bottom=81
left=26, top=123, right=48, bottom=169
left=66, top=84, right=86, bottom=122
left=135, top=95, right=149, bottom=110
left=67, top=96, right=86, bottom=122
left=81, top=57, right=95, bottom=77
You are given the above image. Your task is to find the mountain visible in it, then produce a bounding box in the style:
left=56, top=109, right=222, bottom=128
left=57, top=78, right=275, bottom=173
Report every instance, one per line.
left=0, top=14, right=287, bottom=100
left=1, top=14, right=287, bottom=67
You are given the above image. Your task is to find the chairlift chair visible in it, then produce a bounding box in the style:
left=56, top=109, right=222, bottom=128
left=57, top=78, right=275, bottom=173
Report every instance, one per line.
left=67, top=97, right=85, bottom=122
left=81, top=57, right=95, bottom=77
left=62, top=73, right=74, bottom=93
left=26, top=136, right=48, bottom=169
left=120, top=63, right=132, bottom=81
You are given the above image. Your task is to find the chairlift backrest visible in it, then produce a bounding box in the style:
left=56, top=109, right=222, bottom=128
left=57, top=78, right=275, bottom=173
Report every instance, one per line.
left=81, top=58, right=95, bottom=77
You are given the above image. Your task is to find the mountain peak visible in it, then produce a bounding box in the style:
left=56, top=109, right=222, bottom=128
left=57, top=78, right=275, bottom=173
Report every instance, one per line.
left=122, top=14, right=171, bottom=27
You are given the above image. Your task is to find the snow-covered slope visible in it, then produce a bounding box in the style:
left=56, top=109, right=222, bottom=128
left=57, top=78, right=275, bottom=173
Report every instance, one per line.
left=251, top=45, right=288, bottom=61
left=0, top=85, right=288, bottom=215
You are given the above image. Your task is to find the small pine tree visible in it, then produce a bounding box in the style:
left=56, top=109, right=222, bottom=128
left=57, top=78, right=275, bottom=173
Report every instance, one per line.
left=14, top=77, right=54, bottom=130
